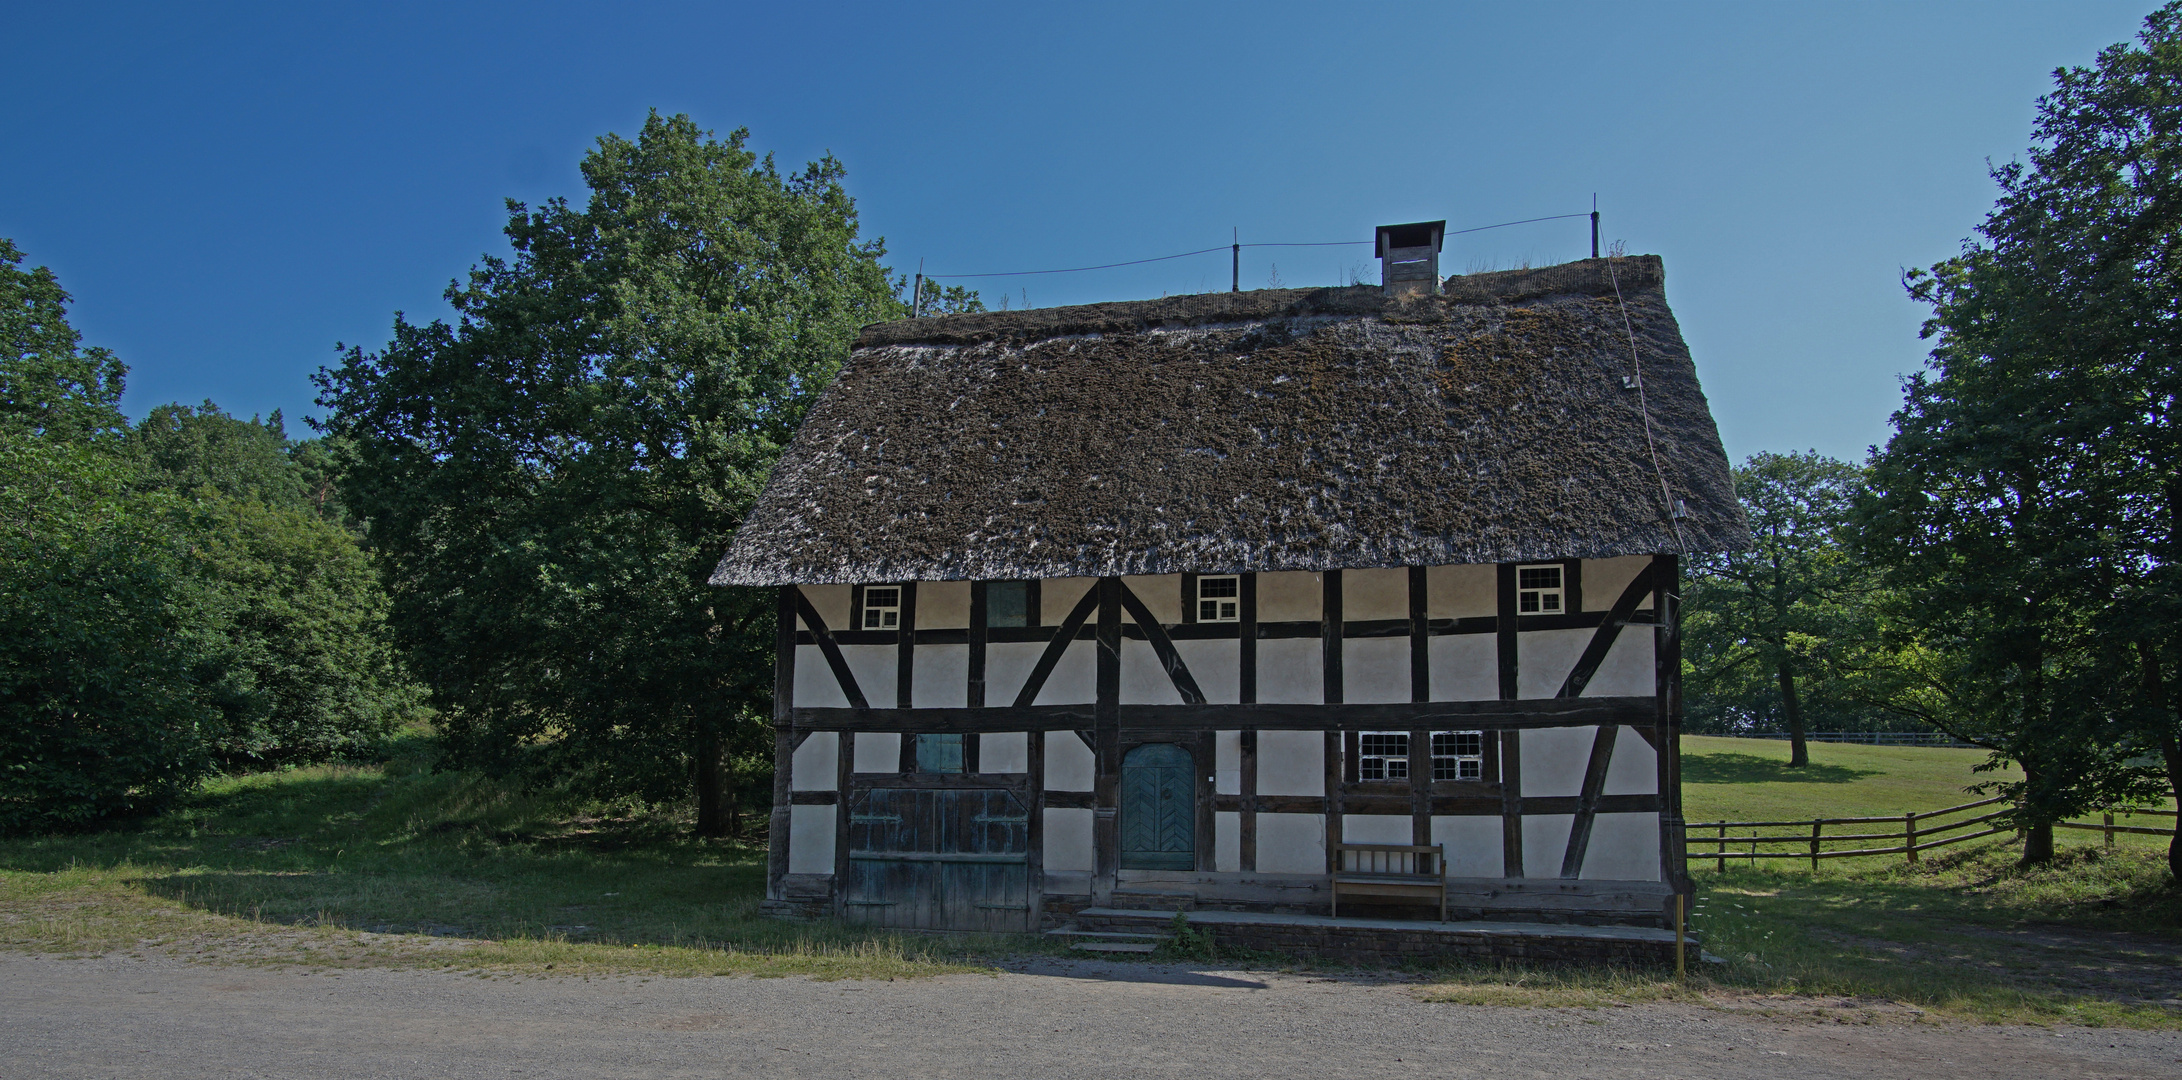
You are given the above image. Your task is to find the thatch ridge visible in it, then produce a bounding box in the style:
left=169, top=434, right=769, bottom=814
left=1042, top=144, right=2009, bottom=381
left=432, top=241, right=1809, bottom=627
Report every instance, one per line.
left=714, top=255, right=1743, bottom=587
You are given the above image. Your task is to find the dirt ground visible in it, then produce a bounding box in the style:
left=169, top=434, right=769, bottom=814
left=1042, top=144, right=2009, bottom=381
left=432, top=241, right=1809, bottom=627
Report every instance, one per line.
left=3, top=954, right=2179, bottom=1079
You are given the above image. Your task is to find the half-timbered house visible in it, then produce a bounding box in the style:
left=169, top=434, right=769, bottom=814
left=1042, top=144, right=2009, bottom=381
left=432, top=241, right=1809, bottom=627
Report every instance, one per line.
left=713, top=232, right=1746, bottom=935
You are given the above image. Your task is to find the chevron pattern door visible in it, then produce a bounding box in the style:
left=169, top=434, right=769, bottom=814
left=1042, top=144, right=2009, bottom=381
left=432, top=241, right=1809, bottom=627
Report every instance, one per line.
left=1119, top=743, right=1195, bottom=870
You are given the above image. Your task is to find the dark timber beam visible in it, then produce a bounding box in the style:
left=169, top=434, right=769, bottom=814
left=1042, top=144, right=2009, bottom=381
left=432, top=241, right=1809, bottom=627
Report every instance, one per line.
left=788, top=697, right=1661, bottom=733
left=794, top=590, right=869, bottom=710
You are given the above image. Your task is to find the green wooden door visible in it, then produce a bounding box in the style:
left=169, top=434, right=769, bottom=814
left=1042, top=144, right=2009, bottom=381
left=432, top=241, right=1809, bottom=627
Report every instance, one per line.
left=843, top=787, right=1030, bottom=932
left=1120, top=743, right=1195, bottom=870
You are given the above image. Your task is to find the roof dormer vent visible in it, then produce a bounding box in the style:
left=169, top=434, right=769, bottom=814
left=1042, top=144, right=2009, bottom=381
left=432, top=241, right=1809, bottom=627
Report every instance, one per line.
left=1375, top=220, right=1445, bottom=297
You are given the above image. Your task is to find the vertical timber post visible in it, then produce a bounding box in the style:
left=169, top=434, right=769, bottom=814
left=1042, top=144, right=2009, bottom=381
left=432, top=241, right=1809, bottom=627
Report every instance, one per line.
left=1232, top=228, right=1240, bottom=292
left=1905, top=811, right=1918, bottom=865
left=768, top=587, right=796, bottom=902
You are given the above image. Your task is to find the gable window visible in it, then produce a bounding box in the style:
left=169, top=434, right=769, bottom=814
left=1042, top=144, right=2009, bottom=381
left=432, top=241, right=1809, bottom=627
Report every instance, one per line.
left=862, top=586, right=902, bottom=629
left=1432, top=731, right=1486, bottom=781
left=1197, top=575, right=1240, bottom=622
left=1516, top=564, right=1564, bottom=614
left=988, top=581, right=1030, bottom=628
left=1358, top=731, right=1410, bottom=780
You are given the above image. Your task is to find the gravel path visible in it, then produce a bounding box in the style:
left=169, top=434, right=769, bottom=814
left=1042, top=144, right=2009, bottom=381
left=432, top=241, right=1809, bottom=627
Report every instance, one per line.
left=3, top=953, right=2177, bottom=1079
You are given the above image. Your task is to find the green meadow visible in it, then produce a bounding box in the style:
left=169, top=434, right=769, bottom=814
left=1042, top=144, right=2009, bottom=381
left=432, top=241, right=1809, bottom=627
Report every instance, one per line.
left=1, top=729, right=2175, bottom=1026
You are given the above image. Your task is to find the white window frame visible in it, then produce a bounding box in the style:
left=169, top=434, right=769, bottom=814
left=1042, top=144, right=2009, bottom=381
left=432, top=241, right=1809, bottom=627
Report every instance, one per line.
left=1358, top=731, right=1410, bottom=781
left=1431, top=730, right=1486, bottom=781
left=862, top=586, right=902, bottom=629
left=1196, top=575, right=1240, bottom=623
left=1516, top=563, right=1565, bottom=615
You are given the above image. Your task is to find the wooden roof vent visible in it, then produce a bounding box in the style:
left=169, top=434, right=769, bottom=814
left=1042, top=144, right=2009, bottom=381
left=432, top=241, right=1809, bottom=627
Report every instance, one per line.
left=1375, top=220, right=1446, bottom=297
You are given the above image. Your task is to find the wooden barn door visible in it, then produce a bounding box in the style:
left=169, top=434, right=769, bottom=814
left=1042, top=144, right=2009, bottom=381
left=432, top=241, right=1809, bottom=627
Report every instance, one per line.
left=1119, top=743, right=1196, bottom=870
left=844, top=786, right=1031, bottom=932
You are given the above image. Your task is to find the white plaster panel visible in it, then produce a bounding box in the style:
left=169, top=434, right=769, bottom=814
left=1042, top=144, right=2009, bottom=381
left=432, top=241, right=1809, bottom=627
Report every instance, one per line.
left=1428, top=634, right=1499, bottom=701
left=1516, top=628, right=1591, bottom=699
left=1256, top=571, right=1322, bottom=623
left=1601, top=726, right=1659, bottom=796
left=983, top=642, right=1043, bottom=706
left=1432, top=815, right=1504, bottom=878
left=1521, top=814, right=1575, bottom=878
left=1255, top=729, right=1324, bottom=796
left=1256, top=638, right=1324, bottom=704
left=1119, top=639, right=1185, bottom=706
left=792, top=645, right=849, bottom=709
left=797, top=584, right=851, bottom=632
left=1520, top=726, right=1598, bottom=798
left=1045, top=731, right=1096, bottom=791
left=787, top=805, right=835, bottom=874
left=1582, top=556, right=1655, bottom=611
left=1342, top=637, right=1410, bottom=704
left=853, top=732, right=902, bottom=773
left=1215, top=730, right=1243, bottom=795
left=1255, top=813, right=1328, bottom=874
left=911, top=644, right=968, bottom=708
left=1342, top=568, right=1409, bottom=621
left=1215, top=812, right=1242, bottom=872
left=1122, top=574, right=1183, bottom=626
left=1043, top=808, right=1095, bottom=872
left=1583, top=633, right=1656, bottom=698
left=789, top=732, right=837, bottom=791
left=980, top=732, right=1028, bottom=774
left=1034, top=641, right=1096, bottom=705
left=1341, top=814, right=1412, bottom=845
left=1426, top=564, right=1497, bottom=620
left=1174, top=639, right=1239, bottom=704
left=840, top=645, right=899, bottom=709
left=1043, top=577, right=1095, bottom=626
left=917, top=580, right=970, bottom=628
left=1580, top=814, right=1662, bottom=881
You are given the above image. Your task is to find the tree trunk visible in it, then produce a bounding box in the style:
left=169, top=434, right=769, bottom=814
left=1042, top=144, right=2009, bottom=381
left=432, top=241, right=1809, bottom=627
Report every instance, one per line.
left=2022, top=821, right=2055, bottom=865
left=2164, top=734, right=2181, bottom=882
left=1777, top=656, right=1809, bottom=768
left=694, top=726, right=728, bottom=838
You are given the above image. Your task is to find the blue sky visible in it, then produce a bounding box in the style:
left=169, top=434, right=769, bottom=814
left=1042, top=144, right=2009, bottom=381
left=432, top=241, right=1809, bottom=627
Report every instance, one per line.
left=0, top=1, right=2157, bottom=463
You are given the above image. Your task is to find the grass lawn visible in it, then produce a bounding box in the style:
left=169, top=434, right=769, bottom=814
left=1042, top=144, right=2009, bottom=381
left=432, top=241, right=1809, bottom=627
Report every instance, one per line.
left=2, top=730, right=2177, bottom=1027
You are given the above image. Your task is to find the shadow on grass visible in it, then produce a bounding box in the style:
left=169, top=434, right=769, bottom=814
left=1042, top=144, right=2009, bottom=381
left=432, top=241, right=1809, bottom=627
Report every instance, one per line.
left=1682, top=751, right=1879, bottom=786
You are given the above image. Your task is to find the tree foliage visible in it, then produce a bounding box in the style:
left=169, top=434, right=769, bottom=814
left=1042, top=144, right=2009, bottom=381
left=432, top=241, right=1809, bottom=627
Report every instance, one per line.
left=1682, top=453, right=1900, bottom=761
left=0, top=242, right=418, bottom=832
left=1861, top=4, right=2182, bottom=868
left=316, top=113, right=906, bottom=833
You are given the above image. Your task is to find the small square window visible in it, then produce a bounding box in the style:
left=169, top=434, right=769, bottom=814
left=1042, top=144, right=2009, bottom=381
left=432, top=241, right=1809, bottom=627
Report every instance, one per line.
left=1358, top=731, right=1409, bottom=781
left=915, top=733, right=963, bottom=774
left=988, top=581, right=1029, bottom=628
left=1197, top=575, right=1239, bottom=622
left=1432, top=731, right=1486, bottom=781
left=1516, top=564, right=1563, bottom=615
left=862, top=586, right=901, bottom=629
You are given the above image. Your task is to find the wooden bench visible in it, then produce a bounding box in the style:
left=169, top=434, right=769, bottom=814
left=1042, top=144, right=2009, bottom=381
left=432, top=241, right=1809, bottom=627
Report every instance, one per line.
left=1330, top=843, right=1447, bottom=921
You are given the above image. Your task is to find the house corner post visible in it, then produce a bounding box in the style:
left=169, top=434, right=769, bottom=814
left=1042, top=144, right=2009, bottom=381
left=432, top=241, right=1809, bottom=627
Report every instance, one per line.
left=1092, top=576, right=1122, bottom=906
left=1654, top=553, right=1690, bottom=900
left=768, top=586, right=796, bottom=903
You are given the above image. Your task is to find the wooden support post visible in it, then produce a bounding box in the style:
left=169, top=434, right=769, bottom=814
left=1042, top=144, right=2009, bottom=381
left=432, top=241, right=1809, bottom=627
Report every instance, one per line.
left=2104, top=811, right=2115, bottom=848
left=1674, top=892, right=1686, bottom=981
left=1809, top=820, right=1822, bottom=873
left=1715, top=823, right=1726, bottom=875
left=1904, top=811, right=1918, bottom=866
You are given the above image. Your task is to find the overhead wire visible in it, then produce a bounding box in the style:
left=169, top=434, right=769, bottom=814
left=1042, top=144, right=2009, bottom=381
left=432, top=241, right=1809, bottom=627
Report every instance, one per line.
left=924, top=212, right=1593, bottom=279
left=1605, top=254, right=1688, bottom=554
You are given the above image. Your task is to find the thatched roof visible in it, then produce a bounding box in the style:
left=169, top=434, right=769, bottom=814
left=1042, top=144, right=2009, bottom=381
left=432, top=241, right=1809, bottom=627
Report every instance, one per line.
left=712, top=256, right=1745, bottom=587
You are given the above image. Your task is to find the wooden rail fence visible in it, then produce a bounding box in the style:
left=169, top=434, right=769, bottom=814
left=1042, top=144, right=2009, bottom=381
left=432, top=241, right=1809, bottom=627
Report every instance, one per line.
left=1686, top=798, right=2178, bottom=872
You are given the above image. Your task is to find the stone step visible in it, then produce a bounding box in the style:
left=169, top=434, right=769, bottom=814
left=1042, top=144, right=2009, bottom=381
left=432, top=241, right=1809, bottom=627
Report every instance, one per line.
left=1044, top=929, right=1166, bottom=941
left=1068, top=941, right=1158, bottom=954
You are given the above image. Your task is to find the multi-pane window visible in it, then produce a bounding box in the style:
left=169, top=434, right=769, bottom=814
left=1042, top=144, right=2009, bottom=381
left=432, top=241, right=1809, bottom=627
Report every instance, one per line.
left=1432, top=731, right=1486, bottom=781
left=915, top=733, right=964, bottom=773
left=1516, top=564, right=1564, bottom=614
left=1197, top=575, right=1240, bottom=622
left=988, top=581, right=1030, bottom=628
left=1358, top=731, right=1410, bottom=780
left=862, top=586, right=902, bottom=629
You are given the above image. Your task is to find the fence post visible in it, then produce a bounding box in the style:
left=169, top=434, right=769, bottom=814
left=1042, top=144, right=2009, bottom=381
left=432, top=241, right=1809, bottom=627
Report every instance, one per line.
left=1809, top=820, right=1823, bottom=873
left=1904, top=811, right=1918, bottom=866
left=2104, top=812, right=2114, bottom=848
left=1716, top=823, right=1726, bottom=875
